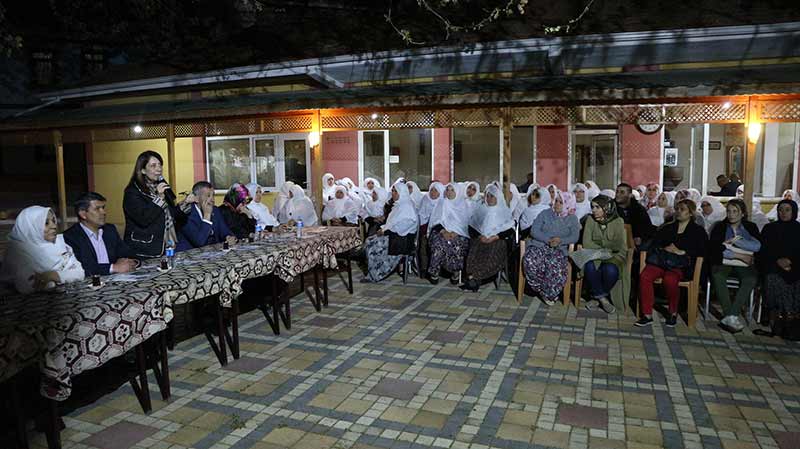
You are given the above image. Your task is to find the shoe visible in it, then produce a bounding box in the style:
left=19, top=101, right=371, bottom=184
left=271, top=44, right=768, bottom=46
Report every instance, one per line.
left=585, top=301, right=598, bottom=312
left=665, top=315, right=677, bottom=327
left=450, top=271, right=461, bottom=285
left=543, top=298, right=556, bottom=306
left=634, top=316, right=653, bottom=327
left=598, top=297, right=616, bottom=314
left=459, top=279, right=480, bottom=292
left=731, top=316, right=745, bottom=332
left=359, top=277, right=373, bottom=284
left=427, top=274, right=440, bottom=285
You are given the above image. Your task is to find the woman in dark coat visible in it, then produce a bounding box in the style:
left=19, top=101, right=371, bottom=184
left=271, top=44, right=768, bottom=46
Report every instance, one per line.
left=219, top=183, right=257, bottom=240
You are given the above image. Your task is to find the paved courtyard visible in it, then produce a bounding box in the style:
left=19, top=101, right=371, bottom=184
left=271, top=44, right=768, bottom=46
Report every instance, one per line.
left=33, top=276, right=800, bottom=449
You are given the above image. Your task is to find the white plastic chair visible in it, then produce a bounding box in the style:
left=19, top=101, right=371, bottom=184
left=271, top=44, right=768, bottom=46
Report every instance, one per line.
left=704, top=277, right=756, bottom=323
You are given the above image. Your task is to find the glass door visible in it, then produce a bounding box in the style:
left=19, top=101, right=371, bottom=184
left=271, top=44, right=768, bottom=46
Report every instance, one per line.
left=254, top=137, right=277, bottom=188
left=572, top=132, right=618, bottom=187
left=360, top=130, right=389, bottom=187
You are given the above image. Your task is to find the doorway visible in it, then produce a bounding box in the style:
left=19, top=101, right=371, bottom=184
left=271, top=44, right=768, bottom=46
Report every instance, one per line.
left=571, top=130, right=619, bottom=188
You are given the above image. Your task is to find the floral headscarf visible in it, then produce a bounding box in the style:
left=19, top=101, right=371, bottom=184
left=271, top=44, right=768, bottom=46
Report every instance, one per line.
left=590, top=194, right=618, bottom=226
left=555, top=190, right=577, bottom=218
left=224, top=183, right=249, bottom=210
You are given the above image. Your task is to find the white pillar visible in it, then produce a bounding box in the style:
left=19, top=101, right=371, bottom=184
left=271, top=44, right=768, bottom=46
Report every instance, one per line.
left=762, top=123, right=780, bottom=196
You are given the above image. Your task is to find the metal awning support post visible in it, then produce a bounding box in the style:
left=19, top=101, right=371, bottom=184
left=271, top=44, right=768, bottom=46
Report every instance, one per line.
left=502, top=107, right=513, bottom=201
left=311, top=110, right=323, bottom=216
left=166, top=123, right=176, bottom=186
left=53, top=130, right=68, bottom=230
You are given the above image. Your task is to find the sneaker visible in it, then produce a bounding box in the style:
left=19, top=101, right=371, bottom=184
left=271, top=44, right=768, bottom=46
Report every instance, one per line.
left=634, top=316, right=653, bottom=327
left=450, top=272, right=461, bottom=285
left=665, top=315, right=677, bottom=327
left=720, top=315, right=735, bottom=327
left=598, top=297, right=616, bottom=314
left=543, top=298, right=556, bottom=306
left=427, top=274, right=440, bottom=285
left=731, top=316, right=745, bottom=332
left=584, top=300, right=598, bottom=312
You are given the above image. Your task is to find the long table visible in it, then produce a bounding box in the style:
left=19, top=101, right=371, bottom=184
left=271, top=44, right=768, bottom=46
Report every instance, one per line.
left=0, top=226, right=361, bottom=401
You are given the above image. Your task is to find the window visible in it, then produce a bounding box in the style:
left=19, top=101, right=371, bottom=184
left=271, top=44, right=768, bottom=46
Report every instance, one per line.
left=511, top=127, right=534, bottom=187
left=31, top=51, right=54, bottom=86
left=207, top=134, right=310, bottom=192
left=358, top=129, right=433, bottom=188
left=662, top=124, right=704, bottom=191
left=453, top=128, right=500, bottom=186
left=82, top=49, right=105, bottom=77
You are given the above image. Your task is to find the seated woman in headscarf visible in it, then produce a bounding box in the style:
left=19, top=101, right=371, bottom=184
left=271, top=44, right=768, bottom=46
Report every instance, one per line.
left=518, top=186, right=551, bottom=240
left=338, top=177, right=363, bottom=203
left=508, top=183, right=525, bottom=222
left=584, top=181, right=601, bottom=201
left=580, top=195, right=628, bottom=314
left=648, top=191, right=676, bottom=227
left=758, top=199, right=800, bottom=340
left=245, top=183, right=279, bottom=231
left=637, top=199, right=707, bottom=327
left=464, top=181, right=482, bottom=214
left=406, top=181, right=424, bottom=210
left=641, top=182, right=661, bottom=210
left=418, top=182, right=445, bottom=274
left=461, top=184, right=515, bottom=292
left=600, top=188, right=616, bottom=199
left=523, top=190, right=581, bottom=305
left=281, top=185, right=319, bottom=227
left=220, top=183, right=257, bottom=240
left=635, top=185, right=647, bottom=201
left=427, top=183, right=471, bottom=285
left=674, top=189, right=705, bottom=227
left=571, top=183, right=592, bottom=221
left=699, top=196, right=726, bottom=234
left=363, top=181, right=419, bottom=282
left=767, top=190, right=800, bottom=222
left=545, top=184, right=558, bottom=205
left=322, top=185, right=360, bottom=226
left=322, top=173, right=337, bottom=202
left=274, top=181, right=295, bottom=223
left=0, top=206, right=84, bottom=294
left=361, top=186, right=389, bottom=236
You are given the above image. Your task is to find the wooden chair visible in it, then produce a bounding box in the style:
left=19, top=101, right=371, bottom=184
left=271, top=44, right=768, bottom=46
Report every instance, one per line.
left=639, top=252, right=705, bottom=327
left=573, top=225, right=634, bottom=313
left=515, top=240, right=574, bottom=305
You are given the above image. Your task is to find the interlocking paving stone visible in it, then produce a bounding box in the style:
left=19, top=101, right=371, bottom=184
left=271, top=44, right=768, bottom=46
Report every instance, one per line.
left=369, top=378, right=424, bottom=400
left=568, top=344, right=608, bottom=361
left=427, top=330, right=466, bottom=344
left=556, top=403, right=608, bottom=429
left=222, top=356, right=272, bottom=374
left=82, top=421, right=159, bottom=449
left=306, top=316, right=340, bottom=328
left=728, top=361, right=779, bottom=378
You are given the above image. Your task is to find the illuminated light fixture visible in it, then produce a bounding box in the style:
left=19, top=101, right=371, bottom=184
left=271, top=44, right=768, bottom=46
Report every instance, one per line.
left=133, top=125, right=143, bottom=133
left=722, top=101, right=732, bottom=109
left=308, top=130, right=321, bottom=147
left=747, top=122, right=762, bottom=144
left=371, top=113, right=379, bottom=120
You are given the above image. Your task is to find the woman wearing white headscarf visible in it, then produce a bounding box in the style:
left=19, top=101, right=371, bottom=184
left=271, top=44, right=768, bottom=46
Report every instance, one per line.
left=600, top=188, right=616, bottom=199
left=361, top=186, right=389, bottom=236
left=572, top=183, right=592, bottom=221
left=363, top=181, right=419, bottom=282
left=406, top=181, right=424, bottom=210
left=245, top=183, right=279, bottom=230
left=584, top=181, right=601, bottom=201
left=545, top=184, right=558, bottom=206
left=322, top=185, right=360, bottom=225
left=641, top=182, right=661, bottom=210
left=700, top=196, right=726, bottom=234
left=274, top=181, right=295, bottom=223
left=519, top=186, right=551, bottom=239
left=464, top=181, right=481, bottom=204
left=767, top=190, right=800, bottom=221
left=427, top=183, right=471, bottom=284
left=523, top=191, right=581, bottom=305
left=635, top=185, right=647, bottom=200
left=0, top=206, right=84, bottom=294
left=647, top=191, right=675, bottom=227
left=322, top=173, right=336, bottom=202
left=418, top=182, right=445, bottom=274
left=281, top=185, right=318, bottom=226
left=461, top=184, right=515, bottom=292
left=508, top=183, right=526, bottom=221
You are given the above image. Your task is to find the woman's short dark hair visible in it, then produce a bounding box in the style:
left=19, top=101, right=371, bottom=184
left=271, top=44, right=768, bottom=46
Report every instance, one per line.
left=676, top=199, right=697, bottom=215
left=128, top=150, right=163, bottom=190
left=726, top=198, right=748, bottom=220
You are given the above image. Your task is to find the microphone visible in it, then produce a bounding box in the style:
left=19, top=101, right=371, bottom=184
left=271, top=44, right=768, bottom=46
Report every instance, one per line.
left=157, top=176, right=176, bottom=203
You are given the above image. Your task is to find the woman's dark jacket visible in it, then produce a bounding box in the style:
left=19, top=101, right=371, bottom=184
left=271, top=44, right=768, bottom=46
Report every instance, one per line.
left=760, top=220, right=800, bottom=283
left=650, top=220, right=708, bottom=276
left=219, top=207, right=256, bottom=240
left=122, top=184, right=181, bottom=258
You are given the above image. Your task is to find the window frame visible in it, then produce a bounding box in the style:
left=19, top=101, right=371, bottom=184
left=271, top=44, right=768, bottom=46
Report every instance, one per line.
left=357, top=129, right=435, bottom=189
left=205, top=133, right=311, bottom=194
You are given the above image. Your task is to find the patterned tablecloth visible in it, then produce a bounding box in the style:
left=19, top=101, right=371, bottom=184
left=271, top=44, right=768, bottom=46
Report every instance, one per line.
left=0, top=226, right=361, bottom=400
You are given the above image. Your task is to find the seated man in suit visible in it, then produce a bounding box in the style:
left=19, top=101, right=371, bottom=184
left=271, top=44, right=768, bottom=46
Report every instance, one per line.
left=64, top=192, right=138, bottom=276
left=176, top=181, right=237, bottom=251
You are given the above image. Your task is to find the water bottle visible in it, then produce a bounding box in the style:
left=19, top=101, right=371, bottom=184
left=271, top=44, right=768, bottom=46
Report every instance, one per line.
left=255, top=224, right=263, bottom=241
left=165, top=240, right=176, bottom=269
left=296, top=219, right=303, bottom=238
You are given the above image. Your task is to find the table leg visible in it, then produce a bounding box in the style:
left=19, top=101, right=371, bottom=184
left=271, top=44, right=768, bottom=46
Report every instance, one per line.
left=130, top=345, right=152, bottom=413
left=151, top=331, right=171, bottom=400
left=346, top=255, right=353, bottom=295
left=9, top=376, right=28, bottom=448
left=230, top=298, right=240, bottom=359
left=44, top=399, right=61, bottom=449
left=306, top=267, right=322, bottom=312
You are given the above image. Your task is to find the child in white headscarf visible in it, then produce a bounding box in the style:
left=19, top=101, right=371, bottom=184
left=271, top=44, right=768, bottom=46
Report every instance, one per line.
left=322, top=173, right=336, bottom=202
left=461, top=184, right=515, bottom=292
left=282, top=185, right=318, bottom=226
left=463, top=181, right=482, bottom=217
left=418, top=182, right=444, bottom=227
left=572, top=183, right=592, bottom=220
left=245, top=183, right=279, bottom=229
left=427, top=182, right=471, bottom=284
left=322, top=185, right=360, bottom=225
left=0, top=206, right=84, bottom=294
left=364, top=181, right=419, bottom=282
left=641, top=182, right=661, bottom=210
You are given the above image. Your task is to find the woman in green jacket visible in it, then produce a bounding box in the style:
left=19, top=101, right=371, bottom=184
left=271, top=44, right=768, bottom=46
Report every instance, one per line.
left=581, top=195, right=629, bottom=314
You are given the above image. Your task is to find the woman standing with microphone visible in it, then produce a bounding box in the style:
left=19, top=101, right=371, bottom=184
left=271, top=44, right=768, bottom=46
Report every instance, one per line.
left=123, top=151, right=187, bottom=258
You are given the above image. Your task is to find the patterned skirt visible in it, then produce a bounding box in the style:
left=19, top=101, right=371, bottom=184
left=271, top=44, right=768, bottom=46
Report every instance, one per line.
left=366, top=235, right=403, bottom=282
left=428, top=231, right=469, bottom=276
left=466, top=238, right=508, bottom=281
left=765, top=273, right=800, bottom=315
left=523, top=244, right=569, bottom=302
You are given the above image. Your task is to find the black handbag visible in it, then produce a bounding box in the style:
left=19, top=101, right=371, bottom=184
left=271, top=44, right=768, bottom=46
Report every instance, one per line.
left=646, top=247, right=690, bottom=270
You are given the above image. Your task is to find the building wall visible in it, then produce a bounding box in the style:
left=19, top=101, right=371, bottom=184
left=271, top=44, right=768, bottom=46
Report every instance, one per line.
left=433, top=128, right=451, bottom=184
left=620, top=124, right=662, bottom=187
left=322, top=131, right=359, bottom=183
left=535, top=126, right=569, bottom=190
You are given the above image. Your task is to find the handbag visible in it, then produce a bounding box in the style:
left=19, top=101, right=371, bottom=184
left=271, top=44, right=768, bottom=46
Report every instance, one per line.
left=646, top=247, right=690, bottom=270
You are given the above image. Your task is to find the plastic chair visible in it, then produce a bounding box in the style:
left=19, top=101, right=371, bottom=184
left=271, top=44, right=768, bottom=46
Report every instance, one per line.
left=639, top=252, right=705, bottom=327
left=573, top=225, right=634, bottom=314
left=703, top=277, right=756, bottom=323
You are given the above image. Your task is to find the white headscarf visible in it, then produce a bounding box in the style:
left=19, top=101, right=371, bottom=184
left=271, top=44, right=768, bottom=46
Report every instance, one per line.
left=429, top=183, right=470, bottom=237
left=419, top=182, right=445, bottom=225
left=571, top=183, right=592, bottom=220
left=545, top=184, right=558, bottom=205
left=284, top=185, right=318, bottom=226
left=464, top=181, right=481, bottom=203
left=700, top=195, right=726, bottom=234
left=322, top=185, right=360, bottom=224
left=508, top=183, right=525, bottom=221
left=471, top=184, right=514, bottom=237
left=642, top=182, right=661, bottom=209
left=362, top=186, right=388, bottom=218
left=382, top=181, right=419, bottom=236
left=584, top=181, right=601, bottom=200
left=274, top=181, right=295, bottom=222
left=245, top=183, right=279, bottom=228
left=736, top=184, right=745, bottom=198
left=767, top=190, right=800, bottom=221
left=632, top=190, right=641, bottom=201
left=648, top=191, right=675, bottom=227
left=337, top=177, right=363, bottom=203
left=0, top=206, right=84, bottom=294
left=406, top=181, right=424, bottom=209
left=686, top=188, right=702, bottom=205
left=322, top=173, right=336, bottom=201
left=600, top=189, right=616, bottom=199
left=752, top=197, right=770, bottom=231
left=519, top=185, right=551, bottom=230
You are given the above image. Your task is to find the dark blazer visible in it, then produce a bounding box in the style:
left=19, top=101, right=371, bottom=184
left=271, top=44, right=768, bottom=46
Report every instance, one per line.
left=650, top=220, right=708, bottom=278
left=176, top=206, right=233, bottom=252
left=122, top=183, right=182, bottom=258
left=63, top=223, right=133, bottom=276
left=219, top=206, right=256, bottom=240
left=617, top=200, right=655, bottom=241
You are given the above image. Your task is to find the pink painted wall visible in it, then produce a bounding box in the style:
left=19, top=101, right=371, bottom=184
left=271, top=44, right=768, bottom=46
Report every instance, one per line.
left=322, top=131, right=359, bottom=182
left=620, top=124, right=662, bottom=187
left=536, top=126, right=569, bottom=190
left=192, top=136, right=206, bottom=182
left=433, top=128, right=451, bottom=183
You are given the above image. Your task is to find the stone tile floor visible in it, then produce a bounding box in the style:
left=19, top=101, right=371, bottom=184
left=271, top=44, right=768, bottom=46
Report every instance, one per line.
left=29, top=276, right=800, bottom=449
